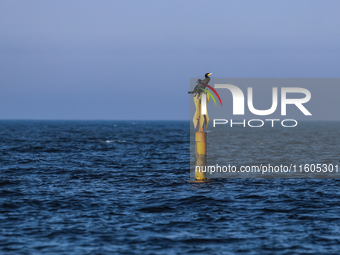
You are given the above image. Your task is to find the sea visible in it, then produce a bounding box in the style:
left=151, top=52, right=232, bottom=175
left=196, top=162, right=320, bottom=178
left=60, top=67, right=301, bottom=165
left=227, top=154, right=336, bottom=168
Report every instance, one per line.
left=1, top=120, right=340, bottom=254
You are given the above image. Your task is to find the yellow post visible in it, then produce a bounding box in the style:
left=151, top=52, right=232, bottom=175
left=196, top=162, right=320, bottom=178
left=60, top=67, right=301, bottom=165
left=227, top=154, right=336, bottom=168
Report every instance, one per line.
left=193, top=93, right=209, bottom=180
left=195, top=129, right=206, bottom=180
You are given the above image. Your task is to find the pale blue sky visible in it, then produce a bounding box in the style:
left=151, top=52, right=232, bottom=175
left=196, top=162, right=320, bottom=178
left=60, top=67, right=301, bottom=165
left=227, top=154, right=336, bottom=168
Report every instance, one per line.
left=1, top=0, right=340, bottom=120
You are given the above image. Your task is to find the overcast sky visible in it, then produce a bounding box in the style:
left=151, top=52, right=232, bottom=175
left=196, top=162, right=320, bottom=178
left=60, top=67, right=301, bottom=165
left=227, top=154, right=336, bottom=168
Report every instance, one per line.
left=1, top=0, right=340, bottom=120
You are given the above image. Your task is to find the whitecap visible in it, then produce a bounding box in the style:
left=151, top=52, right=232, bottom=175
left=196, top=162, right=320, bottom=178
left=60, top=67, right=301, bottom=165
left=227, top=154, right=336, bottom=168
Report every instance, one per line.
left=104, top=140, right=126, bottom=143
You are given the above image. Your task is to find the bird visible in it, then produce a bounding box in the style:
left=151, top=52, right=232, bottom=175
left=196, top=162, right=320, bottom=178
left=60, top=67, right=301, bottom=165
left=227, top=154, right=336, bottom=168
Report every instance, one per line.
left=188, top=73, right=212, bottom=96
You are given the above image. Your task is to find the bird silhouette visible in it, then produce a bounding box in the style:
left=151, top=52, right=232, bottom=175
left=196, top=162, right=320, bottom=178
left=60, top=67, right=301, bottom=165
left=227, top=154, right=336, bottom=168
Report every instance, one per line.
left=188, top=73, right=212, bottom=96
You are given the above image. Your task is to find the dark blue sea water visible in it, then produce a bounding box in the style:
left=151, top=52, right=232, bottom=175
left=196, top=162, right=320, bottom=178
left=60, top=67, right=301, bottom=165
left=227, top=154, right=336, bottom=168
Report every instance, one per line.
left=1, top=120, right=340, bottom=254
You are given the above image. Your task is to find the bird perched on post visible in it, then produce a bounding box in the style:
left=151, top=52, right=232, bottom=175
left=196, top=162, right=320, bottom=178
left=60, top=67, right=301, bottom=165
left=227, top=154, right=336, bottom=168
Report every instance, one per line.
left=188, top=73, right=212, bottom=96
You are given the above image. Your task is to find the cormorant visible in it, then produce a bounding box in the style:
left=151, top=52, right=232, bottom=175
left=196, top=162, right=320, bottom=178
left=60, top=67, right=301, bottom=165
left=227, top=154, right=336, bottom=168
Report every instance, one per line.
left=188, top=73, right=212, bottom=95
